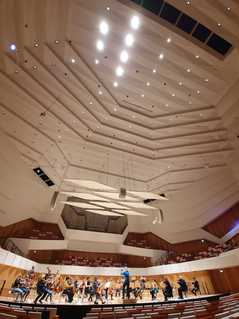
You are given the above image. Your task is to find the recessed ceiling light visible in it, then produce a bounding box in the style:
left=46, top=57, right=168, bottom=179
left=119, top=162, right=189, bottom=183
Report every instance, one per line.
left=125, top=33, right=134, bottom=47
left=153, top=69, right=157, bottom=73
left=106, top=6, right=110, bottom=11
left=179, top=81, right=183, bottom=86
left=227, top=7, right=231, bottom=11
left=55, top=40, right=59, bottom=44
left=217, top=22, right=222, bottom=27
left=115, top=66, right=124, bottom=77
left=120, top=50, right=129, bottom=63
left=166, top=37, right=171, bottom=43
left=159, top=53, right=164, bottom=60
left=186, top=68, right=191, bottom=72
left=34, top=42, right=39, bottom=47
left=130, top=16, right=140, bottom=30
left=95, top=59, right=99, bottom=64
left=89, top=101, right=93, bottom=105
left=99, top=90, right=103, bottom=95
left=96, top=39, right=104, bottom=51
left=99, top=21, right=109, bottom=35
left=185, top=0, right=190, bottom=5
left=195, top=55, right=200, bottom=59
left=71, top=58, right=76, bottom=63
left=197, top=90, right=200, bottom=94
left=165, top=103, right=169, bottom=107
left=205, top=78, right=209, bottom=82
left=10, top=44, right=16, bottom=51
left=32, top=65, right=38, bottom=70
left=220, top=269, right=223, bottom=273
left=113, top=81, right=118, bottom=87
left=146, top=82, right=150, bottom=86
left=171, top=93, right=175, bottom=97
left=141, top=94, right=144, bottom=98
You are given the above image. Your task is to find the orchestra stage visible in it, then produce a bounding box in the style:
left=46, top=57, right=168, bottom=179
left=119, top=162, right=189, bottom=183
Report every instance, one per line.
left=0, top=293, right=228, bottom=319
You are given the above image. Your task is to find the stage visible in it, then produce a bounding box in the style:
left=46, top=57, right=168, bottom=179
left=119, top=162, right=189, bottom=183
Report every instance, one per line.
left=0, top=293, right=228, bottom=319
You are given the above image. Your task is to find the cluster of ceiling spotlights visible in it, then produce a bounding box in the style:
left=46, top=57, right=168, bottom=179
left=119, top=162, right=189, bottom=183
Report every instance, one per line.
left=95, top=14, right=140, bottom=88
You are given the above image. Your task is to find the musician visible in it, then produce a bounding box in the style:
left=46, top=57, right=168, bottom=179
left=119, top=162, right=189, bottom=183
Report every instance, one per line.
left=121, top=266, right=130, bottom=299
left=104, top=279, right=111, bottom=301
left=115, top=280, right=121, bottom=298
left=84, top=277, right=91, bottom=301
left=177, top=277, right=188, bottom=299
left=21, top=275, right=31, bottom=302
left=11, top=276, right=24, bottom=302
left=191, top=277, right=200, bottom=295
left=140, top=276, right=146, bottom=290
left=92, top=277, right=105, bottom=304
left=27, top=266, right=35, bottom=280
left=34, top=275, right=47, bottom=304
left=162, top=278, right=173, bottom=301
left=73, top=279, right=81, bottom=300
left=80, top=279, right=87, bottom=302
left=62, top=277, right=75, bottom=303
left=149, top=280, right=159, bottom=301
left=44, top=274, right=55, bottom=303
left=109, top=285, right=114, bottom=301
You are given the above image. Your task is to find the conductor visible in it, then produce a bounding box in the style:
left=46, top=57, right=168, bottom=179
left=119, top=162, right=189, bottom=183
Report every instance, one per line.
left=121, top=266, right=130, bottom=299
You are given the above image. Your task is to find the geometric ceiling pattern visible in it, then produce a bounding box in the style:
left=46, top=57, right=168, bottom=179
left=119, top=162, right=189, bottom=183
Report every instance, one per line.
left=1, top=0, right=238, bottom=196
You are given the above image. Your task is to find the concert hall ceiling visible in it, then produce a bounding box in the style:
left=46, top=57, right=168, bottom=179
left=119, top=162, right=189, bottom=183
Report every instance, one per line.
left=0, top=0, right=239, bottom=246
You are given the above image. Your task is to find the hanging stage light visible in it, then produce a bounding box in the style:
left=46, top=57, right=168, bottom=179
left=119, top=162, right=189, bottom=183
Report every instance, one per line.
left=50, top=191, right=59, bottom=211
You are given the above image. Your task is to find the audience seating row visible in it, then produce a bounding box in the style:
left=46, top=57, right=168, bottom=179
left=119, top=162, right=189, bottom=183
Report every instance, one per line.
left=166, top=243, right=238, bottom=265
left=83, top=294, right=239, bottom=319
left=0, top=304, right=58, bottom=319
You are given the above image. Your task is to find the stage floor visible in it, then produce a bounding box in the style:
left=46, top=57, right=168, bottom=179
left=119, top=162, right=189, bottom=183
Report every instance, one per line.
left=0, top=293, right=226, bottom=306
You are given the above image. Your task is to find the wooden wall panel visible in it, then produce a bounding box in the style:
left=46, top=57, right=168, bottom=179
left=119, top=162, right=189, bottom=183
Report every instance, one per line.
left=0, top=264, right=24, bottom=295
left=208, top=266, right=239, bottom=293
left=0, top=218, right=64, bottom=240
left=203, top=201, right=239, bottom=238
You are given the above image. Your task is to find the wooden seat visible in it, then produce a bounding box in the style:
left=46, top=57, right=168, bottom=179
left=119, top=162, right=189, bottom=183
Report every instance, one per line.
left=0, top=313, right=17, bottom=319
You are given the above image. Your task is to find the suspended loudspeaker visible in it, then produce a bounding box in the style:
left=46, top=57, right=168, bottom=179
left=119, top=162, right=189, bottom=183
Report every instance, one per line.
left=119, top=188, right=126, bottom=199
left=50, top=191, right=59, bottom=211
